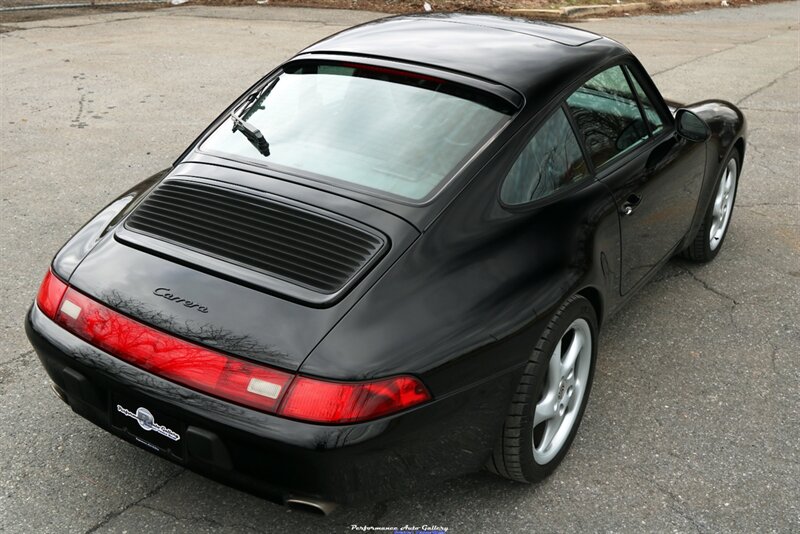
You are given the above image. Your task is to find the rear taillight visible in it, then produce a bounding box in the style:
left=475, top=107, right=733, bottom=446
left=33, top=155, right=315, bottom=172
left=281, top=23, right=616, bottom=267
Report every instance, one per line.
left=55, top=288, right=293, bottom=413
left=36, top=270, right=69, bottom=319
left=279, top=375, right=431, bottom=424
left=47, top=286, right=431, bottom=422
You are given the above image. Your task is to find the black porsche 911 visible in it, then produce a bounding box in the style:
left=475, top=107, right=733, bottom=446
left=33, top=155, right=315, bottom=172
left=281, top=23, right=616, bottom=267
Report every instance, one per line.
left=27, top=14, right=745, bottom=512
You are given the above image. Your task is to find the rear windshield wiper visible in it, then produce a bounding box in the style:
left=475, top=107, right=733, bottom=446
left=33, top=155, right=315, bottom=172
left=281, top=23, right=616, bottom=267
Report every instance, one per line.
left=230, top=112, right=270, bottom=157
left=229, top=77, right=280, bottom=157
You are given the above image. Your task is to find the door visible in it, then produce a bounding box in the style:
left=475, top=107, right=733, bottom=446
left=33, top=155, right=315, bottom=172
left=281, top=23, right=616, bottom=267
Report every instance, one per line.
left=566, top=64, right=706, bottom=294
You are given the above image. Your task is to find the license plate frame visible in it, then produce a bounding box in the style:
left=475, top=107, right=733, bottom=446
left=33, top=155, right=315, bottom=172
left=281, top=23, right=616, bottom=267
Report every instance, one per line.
left=111, top=393, right=186, bottom=460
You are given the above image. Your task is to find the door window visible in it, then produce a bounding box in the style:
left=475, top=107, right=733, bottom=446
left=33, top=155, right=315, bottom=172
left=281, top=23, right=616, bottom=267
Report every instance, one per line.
left=566, top=65, right=649, bottom=169
left=500, top=107, right=588, bottom=205
left=626, top=67, right=665, bottom=134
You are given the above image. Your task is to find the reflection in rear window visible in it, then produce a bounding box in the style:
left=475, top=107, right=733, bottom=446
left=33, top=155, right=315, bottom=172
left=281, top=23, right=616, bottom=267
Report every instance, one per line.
left=201, top=63, right=511, bottom=201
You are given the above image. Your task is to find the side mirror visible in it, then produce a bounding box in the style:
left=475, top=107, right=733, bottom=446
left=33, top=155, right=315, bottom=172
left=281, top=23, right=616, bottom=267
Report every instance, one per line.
left=675, top=109, right=711, bottom=142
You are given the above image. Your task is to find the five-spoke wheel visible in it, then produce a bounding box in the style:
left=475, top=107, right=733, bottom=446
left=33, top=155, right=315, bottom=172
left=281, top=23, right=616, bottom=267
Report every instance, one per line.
left=488, top=295, right=597, bottom=483
left=683, top=148, right=740, bottom=263
left=709, top=157, right=738, bottom=251
left=533, top=318, right=592, bottom=464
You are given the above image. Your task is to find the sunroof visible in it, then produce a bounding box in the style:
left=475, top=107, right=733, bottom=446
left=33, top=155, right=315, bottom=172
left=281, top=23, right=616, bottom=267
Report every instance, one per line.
left=439, top=15, right=602, bottom=47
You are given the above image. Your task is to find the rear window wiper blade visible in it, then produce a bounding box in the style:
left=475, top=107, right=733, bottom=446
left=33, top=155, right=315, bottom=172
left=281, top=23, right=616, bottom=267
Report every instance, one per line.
left=228, top=76, right=280, bottom=157
left=230, top=112, right=270, bottom=157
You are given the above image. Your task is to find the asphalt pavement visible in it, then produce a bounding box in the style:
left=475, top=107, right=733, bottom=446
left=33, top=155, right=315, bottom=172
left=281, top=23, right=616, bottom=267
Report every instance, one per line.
left=1, top=2, right=799, bottom=532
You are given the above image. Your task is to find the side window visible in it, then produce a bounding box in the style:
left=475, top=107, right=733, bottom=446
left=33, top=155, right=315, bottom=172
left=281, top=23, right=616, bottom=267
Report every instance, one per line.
left=566, top=65, right=649, bottom=169
left=625, top=67, right=665, bottom=134
left=500, top=107, right=588, bottom=205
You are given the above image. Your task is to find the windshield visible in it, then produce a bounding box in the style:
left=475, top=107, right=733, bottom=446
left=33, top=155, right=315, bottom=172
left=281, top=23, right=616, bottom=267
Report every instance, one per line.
left=201, top=63, right=512, bottom=201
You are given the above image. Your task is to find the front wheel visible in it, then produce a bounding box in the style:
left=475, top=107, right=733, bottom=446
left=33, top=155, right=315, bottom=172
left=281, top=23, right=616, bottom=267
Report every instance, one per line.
left=488, top=295, right=597, bottom=483
left=682, top=149, right=740, bottom=263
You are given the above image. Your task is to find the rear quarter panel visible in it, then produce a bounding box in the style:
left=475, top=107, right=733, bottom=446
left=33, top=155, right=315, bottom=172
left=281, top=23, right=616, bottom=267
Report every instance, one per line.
left=300, top=133, right=622, bottom=397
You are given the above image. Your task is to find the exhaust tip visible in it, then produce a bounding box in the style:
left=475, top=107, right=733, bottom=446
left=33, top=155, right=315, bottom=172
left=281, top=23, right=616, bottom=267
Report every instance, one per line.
left=50, top=383, right=68, bottom=403
left=285, top=497, right=337, bottom=516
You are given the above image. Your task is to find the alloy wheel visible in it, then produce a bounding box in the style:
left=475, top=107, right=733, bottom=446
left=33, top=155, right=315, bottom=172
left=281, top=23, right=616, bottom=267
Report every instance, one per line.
left=532, top=318, right=592, bottom=464
left=709, top=158, right=738, bottom=251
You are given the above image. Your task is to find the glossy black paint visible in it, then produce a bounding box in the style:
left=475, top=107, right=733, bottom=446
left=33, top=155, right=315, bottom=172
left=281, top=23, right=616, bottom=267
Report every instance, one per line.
left=65, top=163, right=420, bottom=370
left=28, top=14, right=746, bottom=503
left=51, top=168, right=168, bottom=282
left=302, top=14, right=609, bottom=100
left=27, top=304, right=519, bottom=504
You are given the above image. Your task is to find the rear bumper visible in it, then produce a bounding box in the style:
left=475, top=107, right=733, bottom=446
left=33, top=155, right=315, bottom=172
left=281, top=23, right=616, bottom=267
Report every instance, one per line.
left=25, top=303, right=519, bottom=504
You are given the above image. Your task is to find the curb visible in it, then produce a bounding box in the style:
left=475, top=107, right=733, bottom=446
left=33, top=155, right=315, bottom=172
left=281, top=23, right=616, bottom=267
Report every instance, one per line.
left=0, top=0, right=163, bottom=12
left=509, top=0, right=717, bottom=18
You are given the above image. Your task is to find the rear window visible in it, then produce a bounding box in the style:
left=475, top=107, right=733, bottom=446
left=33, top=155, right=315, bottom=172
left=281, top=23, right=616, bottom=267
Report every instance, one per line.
left=201, top=62, right=512, bottom=201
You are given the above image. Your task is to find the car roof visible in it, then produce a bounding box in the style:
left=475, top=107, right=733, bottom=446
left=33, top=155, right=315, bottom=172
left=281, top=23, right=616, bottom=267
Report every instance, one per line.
left=300, top=14, right=630, bottom=101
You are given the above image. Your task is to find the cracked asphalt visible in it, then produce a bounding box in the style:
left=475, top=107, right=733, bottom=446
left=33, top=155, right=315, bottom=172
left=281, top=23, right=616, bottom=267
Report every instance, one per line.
left=1, top=3, right=799, bottom=532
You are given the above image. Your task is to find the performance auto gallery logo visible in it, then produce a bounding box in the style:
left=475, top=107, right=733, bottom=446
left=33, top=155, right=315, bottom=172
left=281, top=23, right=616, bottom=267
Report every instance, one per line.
left=117, top=404, right=181, bottom=442
left=351, top=526, right=448, bottom=534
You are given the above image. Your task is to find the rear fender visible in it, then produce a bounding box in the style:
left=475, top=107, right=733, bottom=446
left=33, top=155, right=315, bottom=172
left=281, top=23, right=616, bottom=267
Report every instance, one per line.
left=52, top=168, right=170, bottom=281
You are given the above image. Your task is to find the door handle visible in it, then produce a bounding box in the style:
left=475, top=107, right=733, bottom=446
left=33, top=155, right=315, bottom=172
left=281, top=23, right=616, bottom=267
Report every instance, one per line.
left=621, top=193, right=642, bottom=216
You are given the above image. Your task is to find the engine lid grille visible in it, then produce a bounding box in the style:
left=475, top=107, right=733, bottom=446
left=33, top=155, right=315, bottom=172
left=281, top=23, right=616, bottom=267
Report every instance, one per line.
left=125, top=179, right=386, bottom=294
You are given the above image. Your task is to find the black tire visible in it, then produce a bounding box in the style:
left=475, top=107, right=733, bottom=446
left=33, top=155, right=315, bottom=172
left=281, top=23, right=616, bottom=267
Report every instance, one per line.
left=682, top=149, right=740, bottom=263
left=488, top=294, right=598, bottom=483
